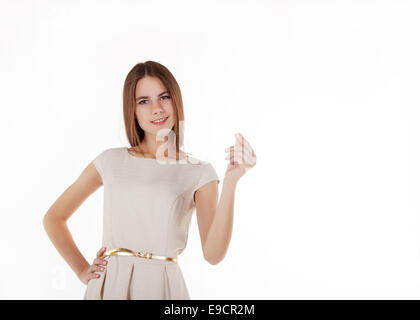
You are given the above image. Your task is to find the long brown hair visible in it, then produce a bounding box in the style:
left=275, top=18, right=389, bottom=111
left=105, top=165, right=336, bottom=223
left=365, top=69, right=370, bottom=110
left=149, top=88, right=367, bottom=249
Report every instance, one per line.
left=123, top=61, right=189, bottom=161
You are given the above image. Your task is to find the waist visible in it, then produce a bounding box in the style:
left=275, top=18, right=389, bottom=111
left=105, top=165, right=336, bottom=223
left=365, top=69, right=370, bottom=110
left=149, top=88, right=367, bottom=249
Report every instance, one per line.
left=100, top=247, right=178, bottom=263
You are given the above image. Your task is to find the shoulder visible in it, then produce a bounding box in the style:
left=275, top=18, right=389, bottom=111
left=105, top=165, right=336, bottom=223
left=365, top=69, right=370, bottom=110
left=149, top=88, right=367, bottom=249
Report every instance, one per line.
left=92, top=147, right=125, bottom=165
left=182, top=152, right=212, bottom=166
left=91, top=147, right=125, bottom=181
left=193, top=158, right=219, bottom=192
left=188, top=156, right=218, bottom=176
left=96, top=146, right=124, bottom=157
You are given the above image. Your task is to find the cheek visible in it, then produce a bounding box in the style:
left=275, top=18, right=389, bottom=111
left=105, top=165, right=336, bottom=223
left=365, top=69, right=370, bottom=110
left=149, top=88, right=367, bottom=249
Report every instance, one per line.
left=167, top=104, right=176, bottom=117
left=168, top=106, right=176, bottom=122
left=135, top=108, right=148, bottom=124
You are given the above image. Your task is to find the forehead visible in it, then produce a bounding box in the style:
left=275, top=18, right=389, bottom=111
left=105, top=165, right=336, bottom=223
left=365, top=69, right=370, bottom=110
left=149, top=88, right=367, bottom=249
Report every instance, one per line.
left=135, top=76, right=167, bottom=95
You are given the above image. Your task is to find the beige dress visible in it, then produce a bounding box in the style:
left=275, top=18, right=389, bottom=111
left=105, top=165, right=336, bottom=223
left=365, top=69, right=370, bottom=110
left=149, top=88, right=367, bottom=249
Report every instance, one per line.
left=83, top=147, right=219, bottom=300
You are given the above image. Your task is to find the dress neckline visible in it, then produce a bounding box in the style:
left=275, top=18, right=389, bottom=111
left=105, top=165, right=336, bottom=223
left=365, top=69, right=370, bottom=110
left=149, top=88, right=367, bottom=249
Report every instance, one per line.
left=124, top=147, right=192, bottom=165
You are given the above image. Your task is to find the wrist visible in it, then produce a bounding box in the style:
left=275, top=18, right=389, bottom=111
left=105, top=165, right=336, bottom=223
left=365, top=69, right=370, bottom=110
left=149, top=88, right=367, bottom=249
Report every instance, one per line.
left=76, top=264, right=89, bottom=279
left=223, top=174, right=239, bottom=187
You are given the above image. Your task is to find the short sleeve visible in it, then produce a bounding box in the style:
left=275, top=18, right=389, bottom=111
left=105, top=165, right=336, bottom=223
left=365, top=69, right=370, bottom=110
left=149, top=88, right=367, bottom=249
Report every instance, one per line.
left=92, top=149, right=108, bottom=183
left=194, top=162, right=220, bottom=194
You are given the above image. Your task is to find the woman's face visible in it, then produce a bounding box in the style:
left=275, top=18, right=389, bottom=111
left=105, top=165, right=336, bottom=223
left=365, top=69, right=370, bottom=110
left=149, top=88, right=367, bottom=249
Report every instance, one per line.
left=134, top=76, right=176, bottom=135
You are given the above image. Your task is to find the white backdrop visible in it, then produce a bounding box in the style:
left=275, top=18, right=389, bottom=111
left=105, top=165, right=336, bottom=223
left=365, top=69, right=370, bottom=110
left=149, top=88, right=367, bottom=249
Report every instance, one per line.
left=1, top=0, right=420, bottom=299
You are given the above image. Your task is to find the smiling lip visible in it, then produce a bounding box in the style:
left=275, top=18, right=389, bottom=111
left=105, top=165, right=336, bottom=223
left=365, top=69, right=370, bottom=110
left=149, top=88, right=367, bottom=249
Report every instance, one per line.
left=151, top=117, right=168, bottom=125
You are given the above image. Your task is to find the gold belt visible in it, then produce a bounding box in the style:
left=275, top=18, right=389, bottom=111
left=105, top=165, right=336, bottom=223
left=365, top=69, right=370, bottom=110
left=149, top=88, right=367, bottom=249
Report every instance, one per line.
left=100, top=247, right=177, bottom=263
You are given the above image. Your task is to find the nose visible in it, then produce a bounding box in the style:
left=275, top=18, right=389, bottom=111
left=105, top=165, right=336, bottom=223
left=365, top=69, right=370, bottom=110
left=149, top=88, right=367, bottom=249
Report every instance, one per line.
left=151, top=100, right=165, bottom=114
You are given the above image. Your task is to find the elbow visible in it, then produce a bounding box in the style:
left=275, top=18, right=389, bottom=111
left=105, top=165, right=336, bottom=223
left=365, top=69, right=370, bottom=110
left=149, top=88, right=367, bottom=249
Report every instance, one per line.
left=42, top=213, right=50, bottom=228
left=204, top=253, right=223, bottom=265
left=42, top=211, right=63, bottom=231
left=203, top=242, right=226, bottom=265
left=42, top=213, right=53, bottom=232
left=205, top=257, right=219, bottom=265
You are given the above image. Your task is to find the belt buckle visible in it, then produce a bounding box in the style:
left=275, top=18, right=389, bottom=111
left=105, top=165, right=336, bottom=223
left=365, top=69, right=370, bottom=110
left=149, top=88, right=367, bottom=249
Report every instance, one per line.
left=135, top=250, right=152, bottom=259
left=145, top=252, right=153, bottom=259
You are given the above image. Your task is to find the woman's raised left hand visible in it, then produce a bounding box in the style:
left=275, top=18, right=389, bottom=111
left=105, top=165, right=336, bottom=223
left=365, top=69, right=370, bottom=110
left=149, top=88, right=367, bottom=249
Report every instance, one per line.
left=224, top=133, right=257, bottom=182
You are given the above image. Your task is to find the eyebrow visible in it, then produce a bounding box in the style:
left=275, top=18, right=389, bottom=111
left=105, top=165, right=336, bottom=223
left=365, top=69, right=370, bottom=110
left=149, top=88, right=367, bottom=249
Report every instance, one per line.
left=136, top=91, right=169, bottom=101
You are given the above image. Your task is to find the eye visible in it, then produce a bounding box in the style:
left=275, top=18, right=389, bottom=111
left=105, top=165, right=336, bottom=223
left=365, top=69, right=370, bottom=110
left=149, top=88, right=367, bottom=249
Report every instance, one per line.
left=138, top=96, right=170, bottom=105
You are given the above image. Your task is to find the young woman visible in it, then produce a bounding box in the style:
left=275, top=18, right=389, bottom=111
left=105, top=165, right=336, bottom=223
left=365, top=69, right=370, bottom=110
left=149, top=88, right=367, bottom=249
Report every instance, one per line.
left=43, top=61, right=257, bottom=299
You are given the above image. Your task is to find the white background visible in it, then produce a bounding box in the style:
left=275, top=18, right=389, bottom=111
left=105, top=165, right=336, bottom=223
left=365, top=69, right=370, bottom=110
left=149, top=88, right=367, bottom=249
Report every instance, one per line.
left=1, top=0, right=420, bottom=299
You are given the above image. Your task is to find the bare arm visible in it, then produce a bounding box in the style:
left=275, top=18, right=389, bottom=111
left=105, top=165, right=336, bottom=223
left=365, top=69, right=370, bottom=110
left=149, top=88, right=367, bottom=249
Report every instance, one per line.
left=195, top=175, right=236, bottom=265
left=42, top=161, right=103, bottom=281
left=195, top=133, right=256, bottom=265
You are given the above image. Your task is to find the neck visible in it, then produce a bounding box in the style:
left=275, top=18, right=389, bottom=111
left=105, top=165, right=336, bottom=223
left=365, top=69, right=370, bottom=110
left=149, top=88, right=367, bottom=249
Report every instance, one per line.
left=140, top=133, right=180, bottom=159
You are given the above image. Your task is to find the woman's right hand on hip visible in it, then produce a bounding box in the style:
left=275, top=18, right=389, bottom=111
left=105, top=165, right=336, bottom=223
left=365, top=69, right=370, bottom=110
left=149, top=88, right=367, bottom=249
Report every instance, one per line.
left=79, top=247, right=108, bottom=285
